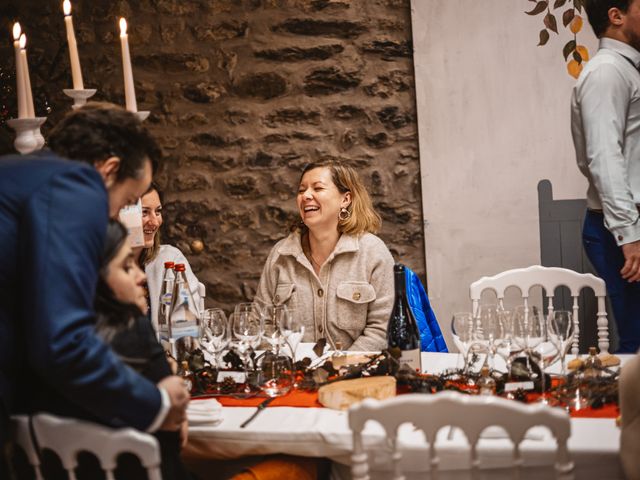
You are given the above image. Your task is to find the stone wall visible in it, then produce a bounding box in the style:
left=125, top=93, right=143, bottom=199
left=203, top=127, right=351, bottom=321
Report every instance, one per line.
left=0, top=0, right=425, bottom=310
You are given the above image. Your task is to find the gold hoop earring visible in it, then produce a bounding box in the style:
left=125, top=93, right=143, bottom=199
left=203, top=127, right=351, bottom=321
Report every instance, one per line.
left=339, top=207, right=351, bottom=221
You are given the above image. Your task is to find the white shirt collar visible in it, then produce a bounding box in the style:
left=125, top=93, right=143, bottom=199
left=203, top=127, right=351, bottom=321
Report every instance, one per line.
left=600, top=37, right=640, bottom=67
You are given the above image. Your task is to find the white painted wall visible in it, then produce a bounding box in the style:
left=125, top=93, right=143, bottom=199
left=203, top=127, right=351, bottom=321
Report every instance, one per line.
left=410, top=0, right=598, bottom=349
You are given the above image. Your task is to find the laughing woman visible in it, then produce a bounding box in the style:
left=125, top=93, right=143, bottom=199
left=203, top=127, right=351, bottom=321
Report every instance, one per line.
left=255, top=161, right=394, bottom=351
left=135, top=184, right=201, bottom=332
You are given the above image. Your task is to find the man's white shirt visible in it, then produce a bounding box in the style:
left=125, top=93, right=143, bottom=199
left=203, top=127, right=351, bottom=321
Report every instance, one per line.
left=572, top=37, right=640, bottom=245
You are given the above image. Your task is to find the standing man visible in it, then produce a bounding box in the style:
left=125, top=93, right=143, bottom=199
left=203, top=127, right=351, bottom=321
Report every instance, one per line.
left=0, top=103, right=189, bottom=470
left=573, top=0, right=640, bottom=353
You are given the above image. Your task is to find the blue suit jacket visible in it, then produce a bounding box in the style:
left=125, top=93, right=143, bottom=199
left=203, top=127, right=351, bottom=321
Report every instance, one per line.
left=0, top=152, right=161, bottom=437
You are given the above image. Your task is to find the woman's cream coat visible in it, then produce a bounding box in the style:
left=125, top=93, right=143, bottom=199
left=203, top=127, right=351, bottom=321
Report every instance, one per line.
left=255, top=231, right=394, bottom=351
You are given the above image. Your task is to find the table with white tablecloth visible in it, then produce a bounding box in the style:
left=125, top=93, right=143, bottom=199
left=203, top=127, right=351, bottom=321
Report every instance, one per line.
left=185, top=347, right=626, bottom=479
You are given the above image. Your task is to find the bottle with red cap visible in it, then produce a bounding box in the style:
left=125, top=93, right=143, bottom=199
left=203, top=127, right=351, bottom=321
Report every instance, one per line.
left=168, top=263, right=200, bottom=361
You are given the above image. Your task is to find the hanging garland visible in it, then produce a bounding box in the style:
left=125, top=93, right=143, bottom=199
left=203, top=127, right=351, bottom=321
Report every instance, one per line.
left=526, top=0, right=589, bottom=79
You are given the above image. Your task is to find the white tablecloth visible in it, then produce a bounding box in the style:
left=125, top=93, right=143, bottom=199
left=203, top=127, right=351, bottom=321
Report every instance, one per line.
left=186, top=346, right=626, bottom=479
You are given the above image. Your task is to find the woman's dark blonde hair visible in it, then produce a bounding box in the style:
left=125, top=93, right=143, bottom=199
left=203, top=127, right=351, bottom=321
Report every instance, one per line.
left=138, top=183, right=162, bottom=267
left=295, top=161, right=381, bottom=235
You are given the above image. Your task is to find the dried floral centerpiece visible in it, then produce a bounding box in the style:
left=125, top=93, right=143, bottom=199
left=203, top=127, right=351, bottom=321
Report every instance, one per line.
left=181, top=341, right=619, bottom=412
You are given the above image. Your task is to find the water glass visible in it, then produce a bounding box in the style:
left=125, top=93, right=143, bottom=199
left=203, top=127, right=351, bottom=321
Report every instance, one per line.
left=259, top=354, right=294, bottom=397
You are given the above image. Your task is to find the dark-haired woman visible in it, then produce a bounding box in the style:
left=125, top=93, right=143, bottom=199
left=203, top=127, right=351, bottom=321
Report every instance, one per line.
left=94, top=220, right=192, bottom=480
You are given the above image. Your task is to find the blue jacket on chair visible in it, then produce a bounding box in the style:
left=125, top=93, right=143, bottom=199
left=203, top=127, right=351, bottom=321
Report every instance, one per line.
left=405, top=267, right=448, bottom=352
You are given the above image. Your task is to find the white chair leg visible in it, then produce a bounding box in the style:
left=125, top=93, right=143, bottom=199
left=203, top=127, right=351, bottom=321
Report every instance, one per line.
left=596, top=297, right=609, bottom=354
left=351, top=431, right=369, bottom=480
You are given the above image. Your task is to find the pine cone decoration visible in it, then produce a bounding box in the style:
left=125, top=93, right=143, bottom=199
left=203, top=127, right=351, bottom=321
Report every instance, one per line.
left=220, top=376, right=237, bottom=394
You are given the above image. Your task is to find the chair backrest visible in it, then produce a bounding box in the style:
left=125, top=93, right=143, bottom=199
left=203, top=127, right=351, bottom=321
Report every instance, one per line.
left=469, top=265, right=609, bottom=355
left=10, top=414, right=162, bottom=480
left=198, top=281, right=206, bottom=315
left=348, top=391, right=573, bottom=480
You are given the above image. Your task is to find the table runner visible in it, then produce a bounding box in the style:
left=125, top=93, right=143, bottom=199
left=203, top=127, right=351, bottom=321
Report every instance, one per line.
left=193, top=390, right=619, bottom=418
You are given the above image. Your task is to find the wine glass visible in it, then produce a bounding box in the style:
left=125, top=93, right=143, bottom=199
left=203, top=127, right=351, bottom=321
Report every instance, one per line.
left=451, top=312, right=474, bottom=372
left=280, top=308, right=305, bottom=361
left=261, top=304, right=288, bottom=354
left=259, top=354, right=294, bottom=397
left=514, top=305, right=550, bottom=400
left=234, top=302, right=264, bottom=324
left=201, top=308, right=228, bottom=369
left=512, top=305, right=544, bottom=352
left=230, top=310, right=261, bottom=392
left=476, top=305, right=504, bottom=368
left=496, top=308, right=513, bottom=364
left=548, top=310, right=574, bottom=376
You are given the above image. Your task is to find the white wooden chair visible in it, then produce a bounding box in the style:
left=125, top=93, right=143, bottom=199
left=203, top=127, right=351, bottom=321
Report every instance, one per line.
left=10, top=413, right=162, bottom=480
left=348, top=391, right=573, bottom=480
left=469, top=265, right=609, bottom=355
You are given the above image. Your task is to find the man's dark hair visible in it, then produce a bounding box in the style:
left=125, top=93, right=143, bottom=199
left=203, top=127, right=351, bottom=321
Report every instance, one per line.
left=48, top=102, right=160, bottom=181
left=584, top=0, right=631, bottom=37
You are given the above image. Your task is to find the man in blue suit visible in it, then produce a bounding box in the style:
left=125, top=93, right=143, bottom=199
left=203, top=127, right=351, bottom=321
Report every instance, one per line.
left=0, top=103, right=189, bottom=472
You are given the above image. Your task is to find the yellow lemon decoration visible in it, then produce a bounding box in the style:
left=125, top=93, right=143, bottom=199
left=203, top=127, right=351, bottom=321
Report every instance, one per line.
left=576, top=45, right=589, bottom=62
left=567, top=59, right=583, bottom=79
left=570, top=15, right=583, bottom=34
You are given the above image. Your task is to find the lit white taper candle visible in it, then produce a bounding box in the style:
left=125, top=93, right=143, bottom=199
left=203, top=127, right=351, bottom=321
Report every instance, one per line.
left=63, top=0, right=84, bottom=89
left=119, top=18, right=137, bottom=112
left=12, top=23, right=27, bottom=119
left=19, top=34, right=35, bottom=118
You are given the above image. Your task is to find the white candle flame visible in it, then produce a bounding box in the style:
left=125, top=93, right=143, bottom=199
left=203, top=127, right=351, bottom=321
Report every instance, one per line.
left=119, top=17, right=127, bottom=36
left=12, top=22, right=21, bottom=41
left=63, top=0, right=71, bottom=16
left=19, top=34, right=26, bottom=49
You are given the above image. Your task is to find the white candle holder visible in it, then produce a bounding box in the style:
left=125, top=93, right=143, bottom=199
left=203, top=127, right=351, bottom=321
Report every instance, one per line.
left=63, top=88, right=97, bottom=109
left=135, top=111, right=150, bottom=122
left=7, top=117, right=47, bottom=155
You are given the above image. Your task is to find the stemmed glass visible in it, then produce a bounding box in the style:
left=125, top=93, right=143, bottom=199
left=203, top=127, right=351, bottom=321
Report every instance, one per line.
left=280, top=308, right=305, bottom=361
left=476, top=305, right=504, bottom=369
left=261, top=304, right=288, bottom=354
left=512, top=305, right=544, bottom=352
left=548, top=310, right=575, bottom=377
left=496, top=309, right=514, bottom=367
left=201, top=308, right=228, bottom=370
left=513, top=305, right=550, bottom=400
left=235, top=302, right=264, bottom=322
left=451, top=312, right=475, bottom=372
left=230, top=310, right=262, bottom=392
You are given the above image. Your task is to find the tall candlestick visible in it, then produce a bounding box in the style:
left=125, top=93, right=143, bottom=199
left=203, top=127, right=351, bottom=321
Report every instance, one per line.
left=119, top=18, right=137, bottom=112
left=12, top=23, right=27, bottom=119
left=19, top=34, right=35, bottom=118
left=63, top=0, right=84, bottom=89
